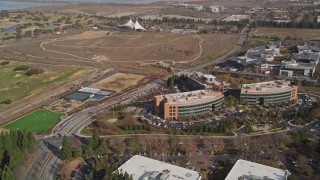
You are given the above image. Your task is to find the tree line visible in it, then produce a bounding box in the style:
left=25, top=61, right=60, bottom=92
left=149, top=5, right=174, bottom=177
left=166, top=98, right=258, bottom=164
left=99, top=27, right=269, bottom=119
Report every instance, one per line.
left=0, top=130, right=36, bottom=180
left=184, top=120, right=237, bottom=134
left=61, top=129, right=133, bottom=180
left=85, top=155, right=133, bottom=180
left=62, top=129, right=107, bottom=160
left=251, top=20, right=320, bottom=29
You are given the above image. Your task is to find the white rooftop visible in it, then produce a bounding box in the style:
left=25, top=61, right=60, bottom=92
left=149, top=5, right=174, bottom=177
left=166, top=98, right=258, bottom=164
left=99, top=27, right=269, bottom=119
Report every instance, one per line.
left=155, top=90, right=223, bottom=105
left=225, top=159, right=287, bottom=180
left=79, top=87, right=100, bottom=94
left=118, top=155, right=201, bottom=180
left=241, top=80, right=287, bottom=89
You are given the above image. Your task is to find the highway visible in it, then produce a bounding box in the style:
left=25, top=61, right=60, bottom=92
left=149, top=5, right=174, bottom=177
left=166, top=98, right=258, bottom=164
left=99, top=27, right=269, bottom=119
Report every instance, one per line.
left=26, top=28, right=248, bottom=180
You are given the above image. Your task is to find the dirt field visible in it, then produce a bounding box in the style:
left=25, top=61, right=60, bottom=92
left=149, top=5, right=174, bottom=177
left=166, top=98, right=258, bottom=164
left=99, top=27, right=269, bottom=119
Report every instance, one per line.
left=28, top=3, right=164, bottom=17
left=160, top=7, right=228, bottom=20
left=0, top=30, right=238, bottom=67
left=90, top=73, right=145, bottom=92
left=252, top=28, right=320, bottom=40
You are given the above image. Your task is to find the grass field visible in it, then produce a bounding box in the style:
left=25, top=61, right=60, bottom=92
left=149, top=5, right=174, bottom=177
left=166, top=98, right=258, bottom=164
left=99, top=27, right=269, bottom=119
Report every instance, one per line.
left=252, top=27, right=320, bottom=40
left=3, top=109, right=65, bottom=133
left=0, top=61, right=81, bottom=103
left=90, top=73, right=145, bottom=92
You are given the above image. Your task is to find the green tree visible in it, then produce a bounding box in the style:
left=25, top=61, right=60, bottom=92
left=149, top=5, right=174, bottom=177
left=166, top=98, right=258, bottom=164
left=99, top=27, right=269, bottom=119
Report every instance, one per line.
left=305, top=166, right=313, bottom=177
left=62, top=135, right=72, bottom=160
left=0, top=10, right=9, bottom=18
left=95, top=139, right=107, bottom=155
left=73, top=147, right=82, bottom=158
left=92, top=129, right=100, bottom=149
left=1, top=165, right=14, bottom=180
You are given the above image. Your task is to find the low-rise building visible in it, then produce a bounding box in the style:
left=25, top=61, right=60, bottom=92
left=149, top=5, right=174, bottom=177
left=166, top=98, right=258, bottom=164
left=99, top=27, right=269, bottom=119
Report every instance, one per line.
left=294, top=45, right=320, bottom=65
left=154, top=90, right=224, bottom=120
left=222, top=15, right=249, bottom=22
left=246, top=42, right=281, bottom=59
left=173, top=3, right=203, bottom=11
left=280, top=60, right=316, bottom=77
left=227, top=56, right=259, bottom=70
left=208, top=5, right=225, bottom=13
left=240, top=80, right=298, bottom=106
left=225, top=159, right=290, bottom=180
left=254, top=63, right=281, bottom=75
left=186, top=72, right=229, bottom=92
left=187, top=4, right=203, bottom=11
left=227, top=42, right=281, bottom=70
left=291, top=52, right=320, bottom=65
left=118, top=155, right=202, bottom=180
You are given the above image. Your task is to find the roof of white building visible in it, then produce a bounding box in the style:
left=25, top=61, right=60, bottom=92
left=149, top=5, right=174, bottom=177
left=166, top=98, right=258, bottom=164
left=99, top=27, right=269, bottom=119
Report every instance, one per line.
left=118, top=155, right=201, bottom=180
left=155, top=90, right=223, bottom=105
left=225, top=159, right=288, bottom=180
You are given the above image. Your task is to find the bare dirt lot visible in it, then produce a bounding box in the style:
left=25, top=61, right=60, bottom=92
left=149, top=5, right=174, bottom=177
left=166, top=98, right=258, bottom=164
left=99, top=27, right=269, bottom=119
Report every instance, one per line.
left=90, top=73, right=145, bottom=92
left=252, top=27, right=320, bottom=40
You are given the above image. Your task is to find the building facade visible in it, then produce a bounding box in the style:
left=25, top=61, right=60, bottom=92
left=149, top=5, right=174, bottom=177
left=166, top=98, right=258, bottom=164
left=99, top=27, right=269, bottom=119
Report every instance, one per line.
left=240, top=80, right=297, bottom=106
left=154, top=90, right=224, bottom=120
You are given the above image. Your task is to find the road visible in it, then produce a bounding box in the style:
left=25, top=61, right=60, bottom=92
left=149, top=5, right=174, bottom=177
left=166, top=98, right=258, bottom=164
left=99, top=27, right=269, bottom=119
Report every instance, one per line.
left=32, top=78, right=165, bottom=179
left=26, top=28, right=249, bottom=180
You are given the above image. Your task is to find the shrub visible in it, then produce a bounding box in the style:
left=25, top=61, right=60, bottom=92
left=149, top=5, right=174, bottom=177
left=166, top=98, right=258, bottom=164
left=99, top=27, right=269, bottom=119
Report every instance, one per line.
left=1, top=99, right=12, bottom=104
left=25, top=68, right=44, bottom=76
left=13, top=65, right=30, bottom=71
left=0, top=61, right=10, bottom=65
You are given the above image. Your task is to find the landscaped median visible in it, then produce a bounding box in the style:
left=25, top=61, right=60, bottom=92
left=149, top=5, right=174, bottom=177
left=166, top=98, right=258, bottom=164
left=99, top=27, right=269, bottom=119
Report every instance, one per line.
left=2, top=109, right=65, bottom=133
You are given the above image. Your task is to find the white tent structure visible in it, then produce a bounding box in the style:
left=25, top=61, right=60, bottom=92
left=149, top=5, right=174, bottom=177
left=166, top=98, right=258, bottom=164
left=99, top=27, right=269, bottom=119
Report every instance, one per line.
left=134, top=20, right=147, bottom=31
left=119, top=19, right=147, bottom=31
left=121, top=19, right=135, bottom=29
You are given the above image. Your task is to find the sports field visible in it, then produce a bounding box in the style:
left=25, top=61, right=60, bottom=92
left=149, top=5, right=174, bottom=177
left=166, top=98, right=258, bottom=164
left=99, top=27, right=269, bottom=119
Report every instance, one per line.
left=3, top=109, right=65, bottom=133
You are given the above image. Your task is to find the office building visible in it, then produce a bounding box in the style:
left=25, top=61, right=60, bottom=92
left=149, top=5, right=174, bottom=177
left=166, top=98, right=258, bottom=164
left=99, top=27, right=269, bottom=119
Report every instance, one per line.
left=154, top=90, right=224, bottom=120
left=118, top=155, right=202, bottom=180
left=240, top=80, right=297, bottom=106
left=225, top=159, right=290, bottom=180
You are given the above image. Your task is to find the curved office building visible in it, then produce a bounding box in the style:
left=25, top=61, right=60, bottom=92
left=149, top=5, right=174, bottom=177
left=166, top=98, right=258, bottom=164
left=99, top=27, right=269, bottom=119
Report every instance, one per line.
left=154, top=90, right=224, bottom=120
left=240, top=80, right=297, bottom=106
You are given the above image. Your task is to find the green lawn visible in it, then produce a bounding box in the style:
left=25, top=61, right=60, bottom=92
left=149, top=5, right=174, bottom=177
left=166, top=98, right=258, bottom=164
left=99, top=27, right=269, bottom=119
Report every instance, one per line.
left=3, top=109, right=65, bottom=133
left=0, top=61, right=81, bottom=102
